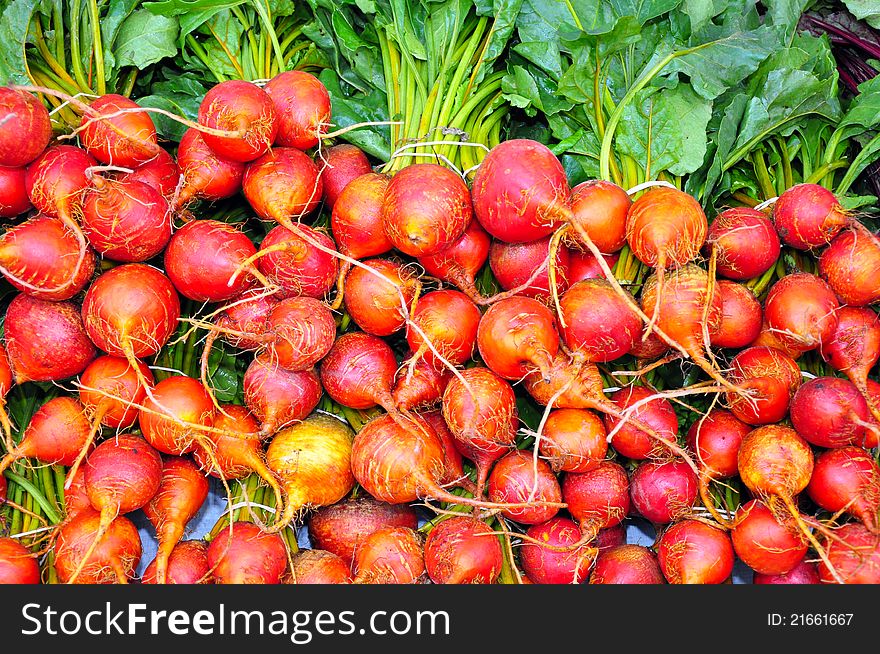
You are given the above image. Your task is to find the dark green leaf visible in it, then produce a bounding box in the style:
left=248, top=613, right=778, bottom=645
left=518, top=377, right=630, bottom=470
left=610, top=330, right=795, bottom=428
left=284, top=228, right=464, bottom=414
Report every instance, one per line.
left=115, top=9, right=179, bottom=69
left=0, top=0, right=39, bottom=84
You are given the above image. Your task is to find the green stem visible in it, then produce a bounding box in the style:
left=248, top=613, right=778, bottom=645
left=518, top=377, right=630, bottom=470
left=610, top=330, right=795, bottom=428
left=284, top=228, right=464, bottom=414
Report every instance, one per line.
left=68, top=0, right=91, bottom=93
left=837, top=131, right=880, bottom=195
left=251, top=0, right=286, bottom=75
left=88, top=0, right=105, bottom=95
left=53, top=0, right=66, bottom=70
left=187, top=34, right=228, bottom=83
left=805, top=160, right=848, bottom=187
left=752, top=150, right=776, bottom=200
left=3, top=471, right=62, bottom=524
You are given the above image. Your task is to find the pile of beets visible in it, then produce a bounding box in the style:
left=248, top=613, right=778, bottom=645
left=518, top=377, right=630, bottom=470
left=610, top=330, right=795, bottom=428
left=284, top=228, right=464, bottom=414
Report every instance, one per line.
left=0, top=72, right=878, bottom=585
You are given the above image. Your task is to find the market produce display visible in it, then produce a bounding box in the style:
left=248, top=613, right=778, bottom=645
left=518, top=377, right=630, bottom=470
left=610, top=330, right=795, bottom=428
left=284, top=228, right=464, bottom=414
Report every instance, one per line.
left=1, top=0, right=880, bottom=585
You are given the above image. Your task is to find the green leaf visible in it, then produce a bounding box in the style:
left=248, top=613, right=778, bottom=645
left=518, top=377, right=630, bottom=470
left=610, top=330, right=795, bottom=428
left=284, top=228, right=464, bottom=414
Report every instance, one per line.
left=617, top=84, right=712, bottom=176
left=842, top=0, right=880, bottom=30
left=666, top=25, right=779, bottom=100
left=114, top=9, right=179, bottom=69
left=319, top=69, right=391, bottom=160
left=763, top=0, right=811, bottom=41
left=0, top=0, right=39, bottom=84
left=135, top=71, right=209, bottom=141
left=608, top=0, right=683, bottom=25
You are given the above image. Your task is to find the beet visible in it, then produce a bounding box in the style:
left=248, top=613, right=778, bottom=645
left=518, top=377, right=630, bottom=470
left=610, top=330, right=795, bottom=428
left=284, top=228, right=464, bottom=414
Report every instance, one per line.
left=487, top=450, right=563, bottom=525
left=629, top=459, right=698, bottom=525
left=817, top=523, right=880, bottom=584
left=773, top=183, right=848, bottom=250
left=819, top=227, right=880, bottom=306
left=707, top=207, right=780, bottom=280
left=351, top=527, right=425, bottom=584
left=319, top=144, right=372, bottom=208
left=308, top=497, right=419, bottom=569
left=519, top=517, right=593, bottom=584
left=424, top=516, right=502, bottom=584
left=290, top=549, right=351, bottom=584
left=472, top=139, right=571, bottom=243
left=382, top=163, right=471, bottom=257
left=539, top=408, right=608, bottom=473
left=4, top=293, right=96, bottom=383
left=656, top=519, right=733, bottom=584
left=590, top=545, right=665, bottom=584
left=731, top=500, right=807, bottom=575
left=207, top=521, right=287, bottom=584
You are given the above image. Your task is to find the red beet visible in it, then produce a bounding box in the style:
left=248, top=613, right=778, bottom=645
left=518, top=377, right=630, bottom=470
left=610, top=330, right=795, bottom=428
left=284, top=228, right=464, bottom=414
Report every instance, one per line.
left=686, top=409, right=749, bottom=480
left=570, top=180, right=630, bottom=254
left=563, top=461, right=631, bottom=539
left=419, top=219, right=491, bottom=302
left=193, top=404, right=278, bottom=503
left=808, top=446, right=880, bottom=533
left=477, top=296, right=558, bottom=380
left=164, top=220, right=257, bottom=301
left=84, top=435, right=163, bottom=522
left=308, top=497, right=419, bottom=569
left=0, top=166, right=31, bottom=216
left=407, top=289, right=481, bottom=369
left=319, top=144, right=372, bottom=208
left=55, top=509, right=141, bottom=584
left=78, top=355, right=151, bottom=429
left=214, top=290, right=277, bottom=351
left=520, top=517, right=593, bottom=584
left=567, top=249, right=620, bottom=283
left=790, top=377, right=871, bottom=448
left=773, top=184, right=848, bottom=250
left=0, top=88, right=52, bottom=167
left=4, top=293, right=96, bottom=382
left=73, top=435, right=161, bottom=583
left=712, top=280, right=762, bottom=349
left=343, top=259, right=419, bottom=337
left=80, top=94, right=159, bottom=167
left=174, top=129, right=245, bottom=208
left=819, top=227, right=880, bottom=306
left=139, top=375, right=215, bottom=455
left=726, top=346, right=802, bottom=425
left=264, top=71, right=331, bottom=150
left=243, top=147, right=323, bottom=223
left=0, top=538, right=40, bottom=584
left=25, top=145, right=95, bottom=220
left=590, top=544, right=665, bottom=584
left=142, top=456, right=210, bottom=584
left=640, top=264, right=726, bottom=386
left=817, top=523, right=880, bottom=584
left=198, top=80, right=278, bottom=162
left=261, top=296, right=336, bottom=371
left=442, top=367, right=518, bottom=496
left=560, top=279, right=641, bottom=362
left=764, top=273, right=840, bottom=353
left=242, top=355, right=322, bottom=435
left=604, top=385, right=679, bottom=460
left=472, top=140, right=571, bottom=243
left=539, top=408, right=608, bottom=473
left=319, top=332, right=398, bottom=411
left=657, top=519, right=734, bottom=584
left=256, top=224, right=337, bottom=299
left=392, top=355, right=451, bottom=411
left=81, top=263, right=180, bottom=359
left=81, top=176, right=171, bottom=262
left=629, top=459, right=698, bottom=524
left=290, top=550, right=351, bottom=584
left=351, top=412, right=542, bottom=511
left=820, top=307, right=880, bottom=422
left=330, top=173, right=392, bottom=267
left=707, top=207, right=780, bottom=280
left=595, top=523, right=627, bottom=551
left=425, top=516, right=502, bottom=584
left=753, top=559, right=820, bottom=584
left=207, top=521, right=287, bottom=584
left=489, top=235, right=571, bottom=301
left=487, top=450, right=563, bottom=524
left=731, top=500, right=807, bottom=575
left=421, top=409, right=467, bottom=487
left=142, top=540, right=211, bottom=584
left=352, top=526, right=425, bottom=584
left=124, top=148, right=180, bottom=199
left=382, top=163, right=471, bottom=257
